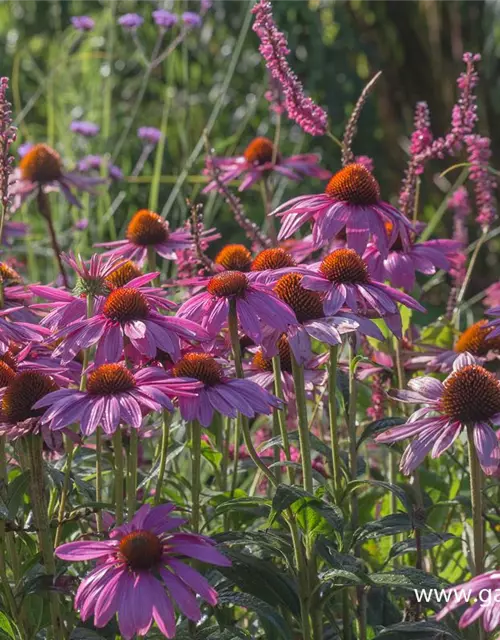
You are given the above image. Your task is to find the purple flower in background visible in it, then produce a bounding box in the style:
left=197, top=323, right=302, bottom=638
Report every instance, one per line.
left=71, top=16, right=95, bottom=32
left=78, top=154, right=123, bottom=181
left=70, top=120, right=100, bottom=138
left=172, top=352, right=281, bottom=426
left=152, top=10, right=178, bottom=29
left=251, top=0, right=328, bottom=136
left=17, top=142, right=33, bottom=157
left=436, top=571, right=500, bottom=633
left=118, top=13, right=144, bottom=31
left=465, top=134, right=497, bottom=229
left=376, top=353, right=500, bottom=476
left=177, top=270, right=298, bottom=344
left=56, top=503, right=230, bottom=640
left=182, top=12, right=202, bottom=28
left=137, top=127, right=163, bottom=145
left=73, top=219, right=89, bottom=231
left=36, top=363, right=200, bottom=435
left=0, top=78, right=16, bottom=219
left=409, top=102, right=433, bottom=173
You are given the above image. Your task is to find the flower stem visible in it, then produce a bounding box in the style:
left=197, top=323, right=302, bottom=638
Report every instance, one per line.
left=25, top=436, right=64, bottom=639
left=327, top=345, right=342, bottom=500
left=36, top=190, right=69, bottom=288
left=190, top=420, right=202, bottom=533
left=272, top=355, right=294, bottom=484
left=127, top=430, right=138, bottom=519
left=290, top=354, right=313, bottom=494
left=467, top=425, right=484, bottom=575
left=112, top=430, right=124, bottom=525
left=54, top=436, right=74, bottom=548
left=154, top=410, right=171, bottom=505
left=95, top=427, right=103, bottom=533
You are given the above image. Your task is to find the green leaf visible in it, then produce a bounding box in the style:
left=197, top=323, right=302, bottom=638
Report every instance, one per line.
left=212, top=496, right=270, bottom=517
left=388, top=533, right=456, bottom=560
left=216, top=590, right=292, bottom=640
left=353, top=513, right=414, bottom=545
left=372, top=620, right=462, bottom=639
left=0, top=612, right=16, bottom=640
left=344, top=480, right=413, bottom=513
left=320, top=568, right=367, bottom=586
left=369, top=568, right=444, bottom=591
left=357, top=417, right=406, bottom=449
left=7, top=471, right=30, bottom=519
left=70, top=630, right=108, bottom=640
left=269, top=485, right=344, bottom=534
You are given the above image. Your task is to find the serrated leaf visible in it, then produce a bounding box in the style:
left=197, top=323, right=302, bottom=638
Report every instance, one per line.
left=345, top=480, right=413, bottom=513
left=369, top=568, right=444, bottom=591
left=320, top=568, right=367, bottom=586
left=357, top=417, right=406, bottom=449
left=353, top=513, right=414, bottom=545
left=388, top=533, right=456, bottom=560
left=213, top=497, right=270, bottom=517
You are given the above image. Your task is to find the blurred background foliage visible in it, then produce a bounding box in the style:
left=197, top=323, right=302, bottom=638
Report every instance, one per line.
left=0, top=0, right=498, bottom=300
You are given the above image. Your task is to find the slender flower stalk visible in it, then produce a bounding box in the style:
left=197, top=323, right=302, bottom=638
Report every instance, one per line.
left=36, top=190, right=69, bottom=288
left=271, top=355, right=294, bottom=484
left=342, top=72, right=382, bottom=166
left=328, top=345, right=342, bottom=499
left=190, top=420, right=202, bottom=533
left=113, top=430, right=124, bottom=525
left=467, top=424, right=484, bottom=576
left=127, top=429, right=139, bottom=519
left=0, top=77, right=16, bottom=244
left=291, top=354, right=313, bottom=494
left=154, top=410, right=172, bottom=505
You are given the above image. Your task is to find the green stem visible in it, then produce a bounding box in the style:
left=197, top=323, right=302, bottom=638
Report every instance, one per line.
left=327, top=345, right=341, bottom=500
left=272, top=355, right=294, bottom=484
left=467, top=425, right=484, bottom=576
left=113, top=430, right=124, bottom=525
left=230, top=417, right=241, bottom=498
left=291, top=354, right=313, bottom=493
left=155, top=410, right=172, bottom=505
left=0, top=438, right=19, bottom=626
left=347, top=341, right=358, bottom=526
left=190, top=420, right=202, bottom=533
left=95, top=428, right=103, bottom=533
left=127, top=430, right=138, bottom=519
left=54, top=437, right=74, bottom=548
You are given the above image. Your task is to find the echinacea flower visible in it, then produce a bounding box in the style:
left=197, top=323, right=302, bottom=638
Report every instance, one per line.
left=269, top=272, right=371, bottom=364
left=105, top=261, right=143, bottom=289
left=0, top=261, right=37, bottom=321
left=10, top=143, right=103, bottom=211
left=71, top=16, right=95, bottom=31
left=273, top=163, right=415, bottom=256
left=35, top=363, right=200, bottom=435
left=172, top=352, right=281, bottom=426
left=296, top=248, right=425, bottom=337
left=363, top=233, right=462, bottom=292
left=137, top=127, right=163, bottom=145
left=376, top=353, right=500, bottom=475
left=70, top=120, right=100, bottom=137
left=177, top=270, right=297, bottom=345
left=203, top=136, right=330, bottom=193
left=118, top=13, right=144, bottom=30
left=407, top=320, right=500, bottom=373
left=0, top=306, right=49, bottom=354
left=51, top=282, right=208, bottom=364
left=96, top=209, right=198, bottom=264
left=56, top=503, right=231, bottom=639
left=435, top=570, right=500, bottom=634
left=215, top=244, right=252, bottom=272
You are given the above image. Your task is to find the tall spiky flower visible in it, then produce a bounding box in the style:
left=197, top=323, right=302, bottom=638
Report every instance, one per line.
left=0, top=78, right=16, bottom=243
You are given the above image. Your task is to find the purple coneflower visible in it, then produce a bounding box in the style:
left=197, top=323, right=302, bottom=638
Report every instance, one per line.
left=376, top=353, right=500, bottom=476
left=56, top=503, right=230, bottom=639
left=363, top=233, right=462, bottom=291
left=487, top=305, right=500, bottom=338
left=177, top=270, right=297, bottom=345
left=35, top=363, right=200, bottom=435
left=137, top=127, right=163, bottom=145
left=96, top=209, right=199, bottom=264
left=435, top=570, right=500, bottom=633
left=152, top=10, right=178, bottom=29
left=118, top=13, right=144, bottom=31
left=0, top=307, right=49, bottom=354
left=171, top=352, right=281, bottom=426
left=51, top=280, right=208, bottom=364
left=203, top=136, right=330, bottom=193
left=70, top=120, right=100, bottom=138
left=71, top=16, right=95, bottom=31
left=273, top=163, right=414, bottom=256
left=10, top=143, right=103, bottom=210
left=407, top=320, right=500, bottom=373
left=268, top=272, right=375, bottom=364
left=296, top=248, right=425, bottom=337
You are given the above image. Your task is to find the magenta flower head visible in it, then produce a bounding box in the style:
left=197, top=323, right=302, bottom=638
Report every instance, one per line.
left=137, top=126, right=163, bottom=145
left=10, top=143, right=103, bottom=211
left=487, top=305, right=500, bottom=339
left=56, top=503, right=231, bottom=639
left=376, top=353, right=500, bottom=476
left=71, top=16, right=95, bottom=31
left=96, top=209, right=196, bottom=264
left=70, top=120, right=100, bottom=138
left=62, top=251, right=127, bottom=296
left=0, top=306, right=49, bottom=354
left=172, top=352, right=281, bottom=426
left=273, top=163, right=415, bottom=257
left=35, top=363, right=200, bottom=436
left=203, top=136, right=330, bottom=193
left=296, top=248, right=425, bottom=338
left=182, top=11, right=202, bottom=28
left=118, top=13, right=144, bottom=31
left=177, top=270, right=297, bottom=345
left=78, top=154, right=123, bottom=181
left=435, top=571, right=500, bottom=633
left=51, top=275, right=209, bottom=365
left=152, top=10, right=178, bottom=29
